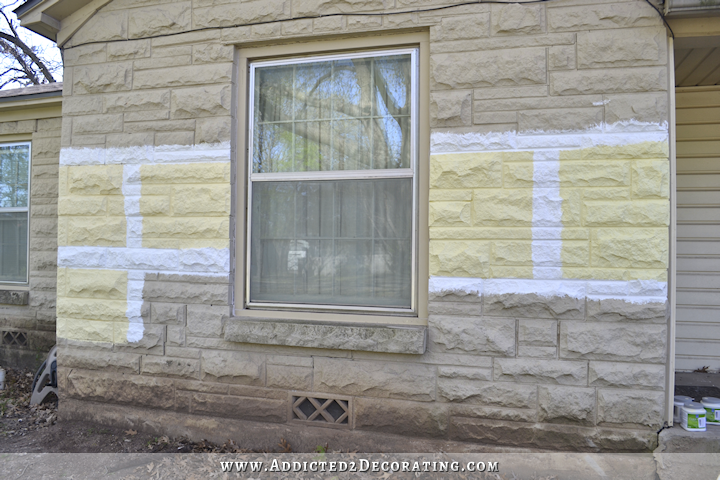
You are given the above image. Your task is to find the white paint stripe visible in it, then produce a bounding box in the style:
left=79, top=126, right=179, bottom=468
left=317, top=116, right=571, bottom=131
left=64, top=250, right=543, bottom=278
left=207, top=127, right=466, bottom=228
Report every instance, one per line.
left=430, top=127, right=668, bottom=155
left=428, top=276, right=483, bottom=296
left=58, top=246, right=231, bottom=274
left=60, top=142, right=232, bottom=166
left=122, top=166, right=145, bottom=341
left=122, top=164, right=143, bottom=249
left=532, top=150, right=562, bottom=279
left=126, top=270, right=145, bottom=342
left=429, top=276, right=667, bottom=304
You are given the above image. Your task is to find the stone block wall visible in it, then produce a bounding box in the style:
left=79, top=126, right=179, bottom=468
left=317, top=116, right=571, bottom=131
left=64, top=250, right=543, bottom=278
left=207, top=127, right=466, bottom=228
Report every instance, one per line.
left=0, top=116, right=61, bottom=369
left=54, top=0, right=671, bottom=451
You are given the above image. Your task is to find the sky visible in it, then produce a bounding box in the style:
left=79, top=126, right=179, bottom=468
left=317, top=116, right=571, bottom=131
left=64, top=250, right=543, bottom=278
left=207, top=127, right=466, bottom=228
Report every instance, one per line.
left=1, top=0, right=63, bottom=88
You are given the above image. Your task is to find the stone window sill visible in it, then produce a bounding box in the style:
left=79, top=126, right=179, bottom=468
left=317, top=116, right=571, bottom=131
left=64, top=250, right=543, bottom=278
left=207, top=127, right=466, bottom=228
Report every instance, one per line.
left=224, top=316, right=427, bottom=354
left=0, top=290, right=29, bottom=306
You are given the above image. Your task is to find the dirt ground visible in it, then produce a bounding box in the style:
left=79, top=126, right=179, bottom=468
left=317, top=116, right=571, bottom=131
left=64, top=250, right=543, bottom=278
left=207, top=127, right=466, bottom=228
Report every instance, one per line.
left=0, top=367, right=285, bottom=454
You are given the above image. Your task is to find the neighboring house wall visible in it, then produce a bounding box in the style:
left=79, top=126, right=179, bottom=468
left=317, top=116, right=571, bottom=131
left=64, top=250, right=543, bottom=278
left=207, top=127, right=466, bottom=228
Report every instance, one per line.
left=0, top=89, right=61, bottom=369
left=51, top=0, right=670, bottom=451
left=675, top=85, right=720, bottom=372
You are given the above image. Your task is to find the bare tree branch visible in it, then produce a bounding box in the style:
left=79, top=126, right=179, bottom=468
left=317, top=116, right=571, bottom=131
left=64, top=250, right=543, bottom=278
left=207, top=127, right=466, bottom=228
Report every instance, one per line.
left=1, top=76, right=24, bottom=89
left=0, top=32, right=54, bottom=83
left=0, top=9, right=21, bottom=40
left=0, top=4, right=60, bottom=88
left=0, top=39, right=39, bottom=84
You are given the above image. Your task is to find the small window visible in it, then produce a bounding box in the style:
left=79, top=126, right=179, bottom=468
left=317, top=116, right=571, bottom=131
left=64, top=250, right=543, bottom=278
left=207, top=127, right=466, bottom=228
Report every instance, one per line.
left=246, top=49, right=418, bottom=313
left=0, top=143, right=30, bottom=284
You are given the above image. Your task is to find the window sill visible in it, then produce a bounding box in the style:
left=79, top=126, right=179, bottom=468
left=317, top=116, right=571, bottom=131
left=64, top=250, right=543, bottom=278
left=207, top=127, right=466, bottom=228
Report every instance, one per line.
left=0, top=290, right=29, bottom=306
left=224, top=316, right=426, bottom=355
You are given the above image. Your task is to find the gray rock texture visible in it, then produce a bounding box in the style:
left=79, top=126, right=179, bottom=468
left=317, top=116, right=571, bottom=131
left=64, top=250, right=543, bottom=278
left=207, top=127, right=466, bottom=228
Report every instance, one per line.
left=0, top=290, right=29, bottom=306
left=225, top=318, right=426, bottom=354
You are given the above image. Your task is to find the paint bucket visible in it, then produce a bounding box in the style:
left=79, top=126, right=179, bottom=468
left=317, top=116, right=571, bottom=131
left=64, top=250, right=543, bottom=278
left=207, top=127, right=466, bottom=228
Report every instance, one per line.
left=701, top=397, right=720, bottom=426
left=0, top=368, right=4, bottom=390
left=681, top=402, right=707, bottom=432
left=673, top=395, right=694, bottom=424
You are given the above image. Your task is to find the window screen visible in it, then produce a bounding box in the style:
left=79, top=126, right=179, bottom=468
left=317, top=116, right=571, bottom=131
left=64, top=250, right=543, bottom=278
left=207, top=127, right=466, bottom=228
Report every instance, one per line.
left=0, top=143, right=30, bottom=283
left=248, top=50, right=417, bottom=311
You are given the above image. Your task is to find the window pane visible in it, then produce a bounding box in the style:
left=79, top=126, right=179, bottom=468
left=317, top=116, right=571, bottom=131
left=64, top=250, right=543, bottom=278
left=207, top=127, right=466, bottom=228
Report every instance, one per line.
left=250, top=178, right=412, bottom=308
left=0, top=212, right=28, bottom=282
left=295, top=62, right=333, bottom=121
left=0, top=144, right=29, bottom=208
left=252, top=53, right=412, bottom=173
left=253, top=123, right=295, bottom=173
left=255, top=65, right=294, bottom=123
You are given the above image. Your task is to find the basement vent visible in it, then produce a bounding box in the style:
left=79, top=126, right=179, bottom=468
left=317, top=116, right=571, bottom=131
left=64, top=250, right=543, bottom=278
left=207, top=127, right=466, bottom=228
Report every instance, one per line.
left=291, top=395, right=351, bottom=427
left=2, top=331, right=27, bottom=347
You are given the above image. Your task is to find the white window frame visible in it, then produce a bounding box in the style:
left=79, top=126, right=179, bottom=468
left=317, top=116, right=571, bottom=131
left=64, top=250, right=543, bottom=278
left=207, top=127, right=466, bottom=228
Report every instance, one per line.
left=0, top=141, right=31, bottom=285
left=245, top=48, right=419, bottom=315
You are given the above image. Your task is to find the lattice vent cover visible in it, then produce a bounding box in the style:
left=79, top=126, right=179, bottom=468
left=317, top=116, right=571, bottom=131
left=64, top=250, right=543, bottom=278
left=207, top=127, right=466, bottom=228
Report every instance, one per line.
left=2, top=331, right=28, bottom=347
left=291, top=395, right=350, bottom=426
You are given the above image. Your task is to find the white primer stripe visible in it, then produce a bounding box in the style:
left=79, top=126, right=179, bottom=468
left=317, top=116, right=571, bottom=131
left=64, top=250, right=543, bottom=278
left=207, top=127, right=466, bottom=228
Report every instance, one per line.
left=430, top=128, right=668, bottom=155
left=121, top=165, right=146, bottom=341
left=60, top=142, right=232, bottom=166
left=532, top=150, right=562, bottom=279
left=428, top=277, right=483, bottom=296
left=122, top=164, right=143, bottom=249
left=429, top=276, right=667, bottom=304
left=58, top=246, right=231, bottom=274
left=126, top=276, right=144, bottom=342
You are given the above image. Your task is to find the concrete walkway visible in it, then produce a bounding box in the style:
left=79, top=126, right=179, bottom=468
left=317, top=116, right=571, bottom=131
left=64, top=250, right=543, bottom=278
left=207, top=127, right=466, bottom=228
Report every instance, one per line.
left=658, top=424, right=720, bottom=453
left=0, top=452, right=717, bottom=479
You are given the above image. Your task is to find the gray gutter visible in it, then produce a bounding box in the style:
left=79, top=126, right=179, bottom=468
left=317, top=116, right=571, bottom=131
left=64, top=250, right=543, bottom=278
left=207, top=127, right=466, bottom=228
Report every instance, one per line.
left=0, top=89, right=62, bottom=103
left=12, top=0, right=43, bottom=17
left=0, top=83, right=63, bottom=103
left=664, top=0, right=720, bottom=16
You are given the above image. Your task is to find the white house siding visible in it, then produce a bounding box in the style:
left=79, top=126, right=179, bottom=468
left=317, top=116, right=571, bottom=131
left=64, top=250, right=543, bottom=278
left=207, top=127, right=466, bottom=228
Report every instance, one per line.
left=675, top=85, right=720, bottom=371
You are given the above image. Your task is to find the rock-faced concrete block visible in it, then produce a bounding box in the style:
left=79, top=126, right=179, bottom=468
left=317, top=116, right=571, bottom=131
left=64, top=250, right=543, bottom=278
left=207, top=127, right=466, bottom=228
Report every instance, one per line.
left=438, top=378, right=537, bottom=408
left=586, top=297, right=668, bottom=323
left=450, top=417, right=657, bottom=452
left=354, top=397, right=449, bottom=438
left=191, top=392, right=286, bottom=423
left=518, top=319, right=557, bottom=346
left=66, top=370, right=175, bottom=410
left=494, top=358, right=587, bottom=385
left=538, top=385, right=596, bottom=426
left=429, top=316, right=515, bottom=356
left=485, top=293, right=585, bottom=320
left=560, top=322, right=666, bottom=363
left=589, top=361, right=665, bottom=389
left=314, top=357, right=435, bottom=402
left=597, top=389, right=665, bottom=428
left=201, top=350, right=265, bottom=385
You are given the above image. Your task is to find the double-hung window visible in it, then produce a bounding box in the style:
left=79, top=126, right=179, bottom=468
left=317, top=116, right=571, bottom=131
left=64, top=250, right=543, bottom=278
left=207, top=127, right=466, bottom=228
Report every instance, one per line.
left=247, top=48, right=418, bottom=314
left=0, top=142, right=31, bottom=284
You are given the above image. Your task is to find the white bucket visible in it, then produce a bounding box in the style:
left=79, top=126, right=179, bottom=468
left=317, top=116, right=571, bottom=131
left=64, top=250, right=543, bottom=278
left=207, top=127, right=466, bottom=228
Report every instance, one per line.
left=674, top=395, right=694, bottom=424
left=681, top=402, right=707, bottom=432
left=0, top=368, right=4, bottom=390
left=701, top=397, right=720, bottom=426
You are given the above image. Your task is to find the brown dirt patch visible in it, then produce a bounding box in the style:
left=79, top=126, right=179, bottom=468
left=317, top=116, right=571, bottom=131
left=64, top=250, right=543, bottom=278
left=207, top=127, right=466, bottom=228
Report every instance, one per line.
left=0, top=367, right=290, bottom=454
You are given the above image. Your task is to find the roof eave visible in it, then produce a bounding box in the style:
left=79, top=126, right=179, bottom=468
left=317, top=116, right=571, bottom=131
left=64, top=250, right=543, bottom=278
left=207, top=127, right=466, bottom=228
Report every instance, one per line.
left=13, top=0, right=60, bottom=42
